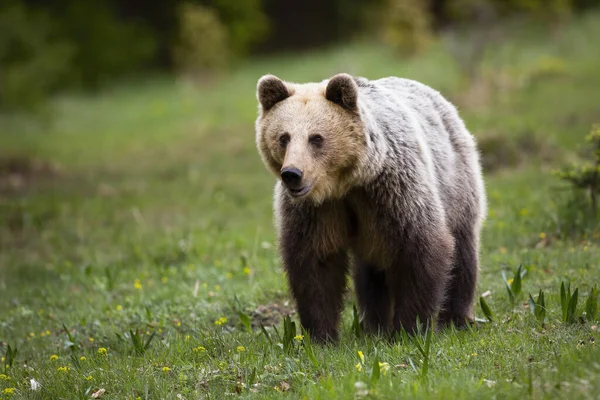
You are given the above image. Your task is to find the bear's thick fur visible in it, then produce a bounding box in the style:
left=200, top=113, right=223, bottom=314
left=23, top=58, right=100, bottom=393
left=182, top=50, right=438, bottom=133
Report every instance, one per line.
left=255, top=73, right=487, bottom=343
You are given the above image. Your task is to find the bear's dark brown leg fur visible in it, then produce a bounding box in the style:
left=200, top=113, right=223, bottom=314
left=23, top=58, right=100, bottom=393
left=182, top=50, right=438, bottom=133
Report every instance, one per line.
left=353, top=261, right=392, bottom=334
left=387, top=227, right=454, bottom=335
left=280, top=243, right=349, bottom=343
left=438, top=225, right=479, bottom=328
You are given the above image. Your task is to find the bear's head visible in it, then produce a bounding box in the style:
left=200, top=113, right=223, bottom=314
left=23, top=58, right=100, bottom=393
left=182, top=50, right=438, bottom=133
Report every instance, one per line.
left=255, top=73, right=367, bottom=204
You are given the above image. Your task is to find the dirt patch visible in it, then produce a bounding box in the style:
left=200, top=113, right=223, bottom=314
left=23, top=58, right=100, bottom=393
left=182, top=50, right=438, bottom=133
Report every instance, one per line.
left=250, top=301, right=295, bottom=328
left=0, top=155, right=61, bottom=194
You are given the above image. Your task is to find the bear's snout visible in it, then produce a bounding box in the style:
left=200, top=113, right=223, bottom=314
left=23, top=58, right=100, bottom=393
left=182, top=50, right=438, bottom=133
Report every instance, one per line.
left=280, top=167, right=303, bottom=188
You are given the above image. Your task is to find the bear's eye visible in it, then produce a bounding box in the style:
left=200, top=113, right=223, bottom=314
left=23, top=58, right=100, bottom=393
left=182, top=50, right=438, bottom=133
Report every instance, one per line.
left=278, top=133, right=290, bottom=148
left=309, top=134, right=324, bottom=147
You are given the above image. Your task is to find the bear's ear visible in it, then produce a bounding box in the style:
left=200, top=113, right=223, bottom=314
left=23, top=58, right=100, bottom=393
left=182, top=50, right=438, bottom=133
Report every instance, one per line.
left=257, top=74, right=290, bottom=111
left=325, top=73, right=358, bottom=111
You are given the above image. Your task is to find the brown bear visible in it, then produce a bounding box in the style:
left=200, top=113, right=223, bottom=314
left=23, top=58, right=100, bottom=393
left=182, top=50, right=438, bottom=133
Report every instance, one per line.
left=255, top=73, right=487, bottom=343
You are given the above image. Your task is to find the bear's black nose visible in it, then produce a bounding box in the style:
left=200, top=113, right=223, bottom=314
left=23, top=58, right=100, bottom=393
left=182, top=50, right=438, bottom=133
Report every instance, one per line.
left=281, top=167, right=303, bottom=188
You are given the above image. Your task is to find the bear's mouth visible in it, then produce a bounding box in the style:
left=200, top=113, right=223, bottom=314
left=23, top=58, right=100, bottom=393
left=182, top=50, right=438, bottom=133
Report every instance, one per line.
left=288, top=185, right=311, bottom=198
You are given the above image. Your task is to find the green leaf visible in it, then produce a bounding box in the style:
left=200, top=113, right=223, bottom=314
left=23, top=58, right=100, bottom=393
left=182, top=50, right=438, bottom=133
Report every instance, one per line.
left=480, top=296, right=494, bottom=322
left=238, top=310, right=252, bottom=334
left=302, top=328, right=319, bottom=368
left=560, top=282, right=569, bottom=322
left=511, top=265, right=524, bottom=296
left=370, top=351, right=380, bottom=385
left=585, top=286, right=598, bottom=321
left=566, top=288, right=579, bottom=324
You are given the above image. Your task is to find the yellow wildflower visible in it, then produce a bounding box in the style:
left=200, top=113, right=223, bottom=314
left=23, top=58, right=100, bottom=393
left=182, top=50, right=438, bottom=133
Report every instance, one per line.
left=378, top=362, right=390, bottom=376
left=89, top=338, right=95, bottom=342
left=161, top=277, right=168, bottom=284
left=355, top=363, right=362, bottom=372
left=86, top=375, right=93, bottom=381
left=214, top=317, right=227, bottom=326
left=520, top=208, right=528, bottom=216
left=134, top=279, right=142, bottom=290
left=0, top=374, right=9, bottom=380
left=357, top=351, right=365, bottom=364
left=116, top=305, right=123, bottom=311
left=237, top=346, right=246, bottom=352
left=192, top=346, right=206, bottom=353
left=80, top=356, right=87, bottom=361
left=162, top=366, right=171, bottom=373
left=57, top=366, right=69, bottom=373
left=185, top=335, right=191, bottom=341
left=243, top=267, right=251, bottom=275
left=471, top=353, right=478, bottom=357
left=294, top=334, right=304, bottom=343
left=3, top=387, right=16, bottom=395
left=50, top=354, right=59, bottom=361
left=539, top=232, right=546, bottom=239
left=507, top=278, right=514, bottom=285
left=97, top=348, right=108, bottom=356
left=46, top=330, right=50, bottom=336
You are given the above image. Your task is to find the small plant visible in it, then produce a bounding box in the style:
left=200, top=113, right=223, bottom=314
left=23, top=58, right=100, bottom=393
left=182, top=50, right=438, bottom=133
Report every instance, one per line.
left=351, top=304, right=364, bottom=339
left=502, top=264, right=527, bottom=306
left=560, top=282, right=580, bottom=324
left=370, top=350, right=381, bottom=385
left=553, top=126, right=600, bottom=217
left=129, top=329, right=156, bottom=355
left=479, top=296, right=494, bottom=322
left=412, top=321, right=434, bottom=380
left=281, top=315, right=296, bottom=354
left=584, top=286, right=598, bottom=321
left=528, top=289, right=547, bottom=323
left=301, top=328, right=319, bottom=368
left=3, top=344, right=17, bottom=373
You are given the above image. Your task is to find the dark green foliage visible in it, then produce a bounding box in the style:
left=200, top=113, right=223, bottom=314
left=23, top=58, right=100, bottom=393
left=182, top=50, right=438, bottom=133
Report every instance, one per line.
left=129, top=329, right=156, bottom=355
left=554, top=127, right=600, bottom=217
left=281, top=315, right=296, bottom=354
left=585, top=286, right=598, bottom=321
left=0, top=1, right=72, bottom=113
left=560, top=282, right=580, bottom=324
left=3, top=344, right=17, bottom=373
left=528, top=290, right=547, bottom=323
left=352, top=304, right=364, bottom=339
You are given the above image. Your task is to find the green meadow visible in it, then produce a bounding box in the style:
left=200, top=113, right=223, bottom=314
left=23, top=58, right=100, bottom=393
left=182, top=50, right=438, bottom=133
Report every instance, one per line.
left=1, top=12, right=599, bottom=400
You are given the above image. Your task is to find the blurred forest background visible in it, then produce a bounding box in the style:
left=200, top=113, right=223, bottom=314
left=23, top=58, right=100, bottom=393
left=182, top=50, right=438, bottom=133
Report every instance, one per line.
left=2, top=0, right=599, bottom=114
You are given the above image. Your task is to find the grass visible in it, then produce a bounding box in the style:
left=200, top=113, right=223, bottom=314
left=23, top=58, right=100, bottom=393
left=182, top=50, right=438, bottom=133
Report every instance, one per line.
left=1, top=12, right=600, bottom=400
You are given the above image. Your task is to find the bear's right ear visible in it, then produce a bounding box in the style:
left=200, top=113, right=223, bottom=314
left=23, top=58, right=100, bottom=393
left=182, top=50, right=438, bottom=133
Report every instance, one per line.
left=257, top=75, right=290, bottom=111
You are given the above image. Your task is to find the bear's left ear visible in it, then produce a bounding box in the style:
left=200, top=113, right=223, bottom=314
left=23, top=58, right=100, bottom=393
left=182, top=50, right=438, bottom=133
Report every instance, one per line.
left=325, top=73, right=358, bottom=111
left=257, top=74, right=291, bottom=111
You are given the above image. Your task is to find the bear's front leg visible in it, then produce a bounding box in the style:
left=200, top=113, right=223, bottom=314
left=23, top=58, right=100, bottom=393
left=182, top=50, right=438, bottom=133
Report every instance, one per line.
left=277, top=198, right=349, bottom=343
left=280, top=243, right=349, bottom=343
